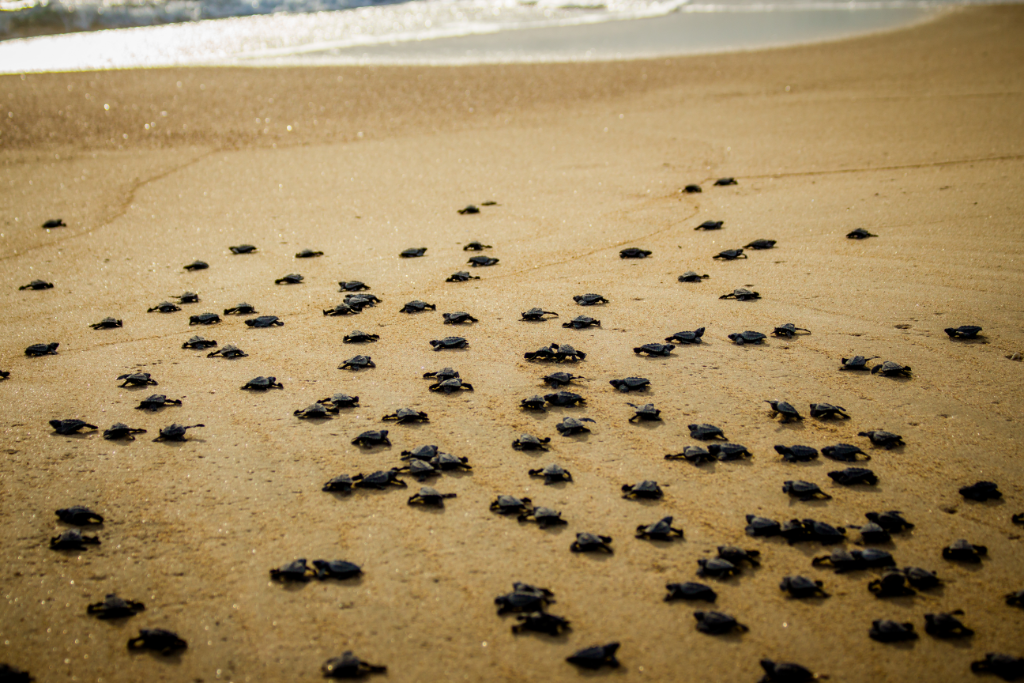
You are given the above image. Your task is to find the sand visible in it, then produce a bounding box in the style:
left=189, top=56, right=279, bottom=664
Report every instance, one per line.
left=2, top=6, right=1024, bottom=682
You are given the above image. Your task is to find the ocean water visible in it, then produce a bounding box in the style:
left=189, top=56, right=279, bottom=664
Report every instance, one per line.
left=0, top=0, right=1011, bottom=72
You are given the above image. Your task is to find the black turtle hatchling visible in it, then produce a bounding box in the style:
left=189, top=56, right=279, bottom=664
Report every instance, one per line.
left=224, top=303, right=257, bottom=315
left=401, top=300, right=436, bottom=313
left=970, top=654, right=1024, bottom=681
left=423, top=367, right=459, bottom=382
left=573, top=293, right=608, bottom=306
left=745, top=515, right=782, bottom=537
left=665, top=327, right=705, bottom=344
left=322, top=474, right=354, bottom=493
left=867, top=573, right=916, bottom=598
left=766, top=400, right=802, bottom=422
left=49, top=419, right=98, bottom=435
left=103, top=423, right=147, bottom=440
left=0, top=370, right=9, bottom=380
left=429, top=378, right=474, bottom=393
left=312, top=560, right=363, bottom=580
left=562, top=316, right=600, bottom=329
left=775, top=445, right=818, bottom=462
left=408, top=486, right=456, bottom=507
left=528, top=464, right=571, bottom=484
left=542, top=372, right=584, bottom=387
left=147, top=301, right=181, bottom=313
left=135, top=394, right=182, bottom=411
left=430, top=337, right=470, bottom=350
left=720, top=289, right=761, bottom=301
left=1005, top=591, right=1024, bottom=608
left=295, top=404, right=332, bottom=419
left=744, top=239, right=776, bottom=250
left=683, top=184, right=702, bottom=193
left=759, top=660, right=823, bottom=683
left=518, top=506, right=567, bottom=528
left=959, top=481, right=1001, bottom=501
left=942, top=539, right=987, bottom=563
left=620, top=248, right=651, bottom=259
left=189, top=313, right=221, bottom=325
left=338, top=280, right=370, bottom=292
left=490, top=495, right=532, bottom=515
left=634, top=343, right=674, bottom=357
left=153, top=423, right=204, bottom=442
left=524, top=343, right=585, bottom=362
left=462, top=240, right=492, bottom=249
left=270, top=558, right=315, bottom=582
left=852, top=522, right=891, bottom=544
left=495, top=582, right=555, bottom=614
left=429, top=453, right=471, bottom=472
left=665, top=582, right=717, bottom=602
left=696, top=558, right=739, bottom=579
left=183, top=260, right=208, bottom=271
left=779, top=576, right=829, bottom=599
left=871, top=360, right=911, bottom=377
left=688, top=423, right=726, bottom=440
left=839, top=355, right=878, bottom=371
left=87, top=594, right=146, bottom=619
left=382, top=408, right=428, bottom=423
left=868, top=620, right=917, bottom=643
left=772, top=323, right=809, bottom=338
left=708, top=443, right=751, bottom=461
left=274, top=273, right=303, bottom=285
left=714, top=178, right=737, bottom=186
left=821, top=444, right=869, bottom=462
left=520, top=395, right=547, bottom=411
left=783, top=480, right=831, bottom=500
left=41, top=218, right=66, bottom=227
left=468, top=255, right=499, bottom=267
left=446, top=271, right=479, bottom=282
left=566, top=643, right=620, bottom=669
left=865, top=511, right=914, bottom=533
left=664, top=446, right=714, bottom=464
left=678, top=271, right=709, bottom=282
left=694, top=220, right=723, bottom=231
left=945, top=325, right=983, bottom=339
left=694, top=611, right=748, bottom=635
left=90, top=318, right=123, bottom=330
left=443, top=312, right=478, bottom=324
left=339, top=355, right=375, bottom=370
left=401, top=460, right=439, bottom=481
left=609, top=377, right=650, bottom=392
left=847, top=228, right=876, bottom=239
left=556, top=417, right=594, bottom=435
left=245, top=315, right=282, bottom=328
left=628, top=403, right=661, bottom=422
left=242, top=376, right=283, bottom=390
left=713, top=249, right=747, bottom=260
left=207, top=344, right=247, bottom=358
left=56, top=505, right=104, bottom=525
left=570, top=533, right=613, bottom=553
left=295, top=249, right=323, bottom=258
left=400, top=445, right=440, bottom=461
left=353, top=469, right=407, bottom=490
left=859, top=430, right=904, bottom=449
left=323, top=303, right=358, bottom=316
left=343, top=330, right=379, bottom=343
left=544, top=391, right=585, bottom=407
left=636, top=516, right=683, bottom=540
left=322, top=651, right=386, bottom=679
left=622, top=480, right=663, bottom=499
left=521, top=308, right=559, bottom=321
left=229, top=244, right=257, bottom=254
left=20, top=279, right=54, bottom=290
left=809, top=403, right=850, bottom=419
left=127, top=629, right=188, bottom=655
left=50, top=529, right=100, bottom=550
left=728, top=330, right=767, bottom=343
left=175, top=292, right=199, bottom=303
left=811, top=549, right=895, bottom=573
left=512, top=612, right=571, bottom=636
left=828, top=467, right=878, bottom=486
left=117, top=373, right=157, bottom=387
left=513, top=434, right=551, bottom=451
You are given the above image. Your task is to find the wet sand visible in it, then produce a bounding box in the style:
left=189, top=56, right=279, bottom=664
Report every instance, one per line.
left=2, top=6, right=1024, bottom=682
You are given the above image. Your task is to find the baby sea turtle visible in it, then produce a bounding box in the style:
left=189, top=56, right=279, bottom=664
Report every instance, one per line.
left=524, top=343, right=585, bottom=362
left=869, top=620, right=917, bottom=643
left=400, top=247, right=427, bottom=258
left=519, top=396, right=547, bottom=411
left=43, top=219, right=66, bottom=228
left=148, top=301, right=181, bottom=313
left=775, top=445, right=818, bottom=462
left=847, top=228, right=876, bottom=239
left=542, top=372, right=584, bottom=387
left=720, top=289, right=761, bottom=301
left=443, top=312, right=478, bottom=324
left=544, top=391, right=586, bottom=407
left=521, top=308, right=559, bottom=321
left=528, top=464, right=572, bottom=484
left=959, top=481, right=1001, bottom=501
left=688, top=423, right=726, bottom=440
left=50, top=419, right=98, bottom=435
left=840, top=355, right=878, bottom=370
left=0, top=370, right=9, bottom=380
left=859, top=430, right=904, bottom=449
left=828, top=467, right=878, bottom=486
left=495, top=582, right=554, bottom=614
left=513, top=434, right=551, bottom=451
left=429, top=378, right=474, bottom=393
left=183, top=260, right=208, bottom=271
left=127, top=629, right=187, bottom=655
left=463, top=239, right=493, bottom=250
left=865, top=511, right=914, bottom=533
left=402, top=460, right=438, bottom=480
left=382, top=408, right=429, bottom=423
left=708, top=443, right=752, bottom=460
left=665, top=582, right=716, bottom=602
left=408, top=486, right=456, bottom=507
left=430, top=337, right=469, bottom=350
left=665, top=327, right=705, bottom=344
left=683, top=184, right=702, bottom=193
left=943, top=539, right=987, bottom=563
left=970, top=654, right=1024, bottom=681
left=313, top=560, right=363, bottom=580
left=620, top=248, right=651, bottom=259
left=694, top=611, right=748, bottom=635
left=609, top=377, right=650, bottom=392
left=871, top=360, right=912, bottom=377
left=20, top=279, right=54, bottom=290
left=622, top=480, right=663, bottom=499
left=779, top=576, right=829, bottom=599
left=868, top=573, right=915, bottom=598
left=713, top=249, right=747, bottom=260
left=343, top=330, right=379, bottom=343
left=772, top=323, right=810, bottom=338
left=245, top=315, right=282, bottom=328
left=90, top=317, right=123, bottom=330
left=353, top=469, right=407, bottom=489
left=695, top=220, right=724, bottom=231
left=117, top=372, right=157, bottom=387
left=812, top=549, right=895, bottom=573
left=429, top=453, right=471, bottom=472
left=175, top=292, right=199, bottom=303
left=229, top=244, right=257, bottom=254
left=628, top=403, right=661, bottom=422
left=678, top=271, right=710, bottom=282
left=446, top=271, right=479, bottom=282
left=401, top=445, right=440, bottom=461
left=744, top=239, right=776, bottom=250
left=766, top=400, right=802, bottom=422
left=697, top=558, right=739, bottom=578
left=636, top=516, right=683, bottom=540
left=323, top=303, right=358, bottom=317
left=570, top=533, right=613, bottom=553
left=103, top=423, right=147, bottom=440
left=270, top=558, right=315, bottom=582
left=512, top=612, right=571, bottom=636
left=135, top=394, right=182, bottom=411
left=715, top=178, right=737, bottom=186
left=1006, top=591, right=1024, bottom=607
left=340, top=355, right=375, bottom=370
left=242, top=376, right=283, bottom=391
left=322, top=652, right=386, bottom=679
left=468, top=255, right=499, bottom=267
left=945, top=325, right=983, bottom=339
left=338, top=280, right=370, bottom=292
left=87, top=594, right=146, bottom=619
left=664, top=446, right=714, bottom=464
left=783, top=480, right=831, bottom=500
left=792, top=520, right=847, bottom=545
left=556, top=417, right=594, bottom=435
left=224, top=303, right=256, bottom=315
left=153, top=423, right=203, bottom=442
left=759, top=660, right=823, bottom=683
left=56, top=505, right=104, bottom=525
left=852, top=522, right=891, bottom=544
left=809, top=403, right=850, bottom=419
left=490, top=495, right=532, bottom=515
left=728, top=331, right=767, bottom=344
left=562, top=315, right=600, bottom=329
left=401, top=300, right=436, bottom=313
left=207, top=344, right=247, bottom=358
left=573, top=293, right=608, bottom=306
left=322, top=474, right=354, bottom=492
left=566, top=643, right=620, bottom=669
left=189, top=313, right=221, bottom=325
left=821, top=444, right=869, bottom=462
left=634, top=343, right=674, bottom=357
left=518, top=506, right=567, bottom=528
left=50, top=529, right=100, bottom=550
left=745, top=515, right=782, bottom=537
left=295, top=249, right=323, bottom=258
left=423, top=367, right=459, bottom=382
left=274, top=273, right=303, bottom=285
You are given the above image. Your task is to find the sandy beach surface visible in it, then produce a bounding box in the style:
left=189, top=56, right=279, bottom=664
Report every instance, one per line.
left=2, top=6, right=1024, bottom=682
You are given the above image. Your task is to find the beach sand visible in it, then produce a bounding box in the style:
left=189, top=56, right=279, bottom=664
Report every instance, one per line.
left=2, top=6, right=1024, bottom=682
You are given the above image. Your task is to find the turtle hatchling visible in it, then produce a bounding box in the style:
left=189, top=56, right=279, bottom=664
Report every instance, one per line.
left=153, top=423, right=203, bottom=442
left=322, top=475, right=354, bottom=492
left=840, top=355, right=878, bottom=370
left=520, top=395, right=547, bottom=411
left=429, top=378, right=474, bottom=393
left=103, top=423, right=147, bottom=440
left=542, top=372, right=584, bottom=387
left=695, top=220, right=724, bottom=231
left=783, top=480, right=831, bottom=500
left=521, top=308, right=558, bottom=321
left=678, top=271, right=710, bottom=282
left=744, top=239, right=776, bottom=250
left=622, top=480, right=663, bottom=499
left=728, top=330, right=767, bottom=344
left=713, top=249, right=747, bottom=260
left=573, top=293, right=608, bottom=306
left=562, top=315, right=600, bottom=329
left=423, top=367, right=459, bottom=382
left=775, top=445, right=819, bottom=462
left=556, top=417, right=594, bottom=435
left=56, top=505, right=104, bottom=525
left=399, top=247, right=426, bottom=258
left=628, top=403, right=661, bottom=422
left=528, top=464, right=571, bottom=484
left=270, top=559, right=315, bottom=582
left=430, top=337, right=469, bottom=350
left=859, top=430, right=904, bottom=449
left=20, top=279, right=54, bottom=290
left=865, top=511, right=914, bottom=533
left=942, top=539, right=987, bottom=563
left=809, top=403, right=850, bottom=419
left=696, top=558, right=739, bottom=578
left=664, top=446, right=714, bottom=464
left=322, top=651, right=386, bottom=679
left=242, top=376, right=283, bottom=390
left=512, top=612, right=571, bottom=636
left=513, top=434, right=551, bottom=451
left=868, top=573, right=916, bottom=598
left=708, top=443, right=752, bottom=460
left=90, top=318, right=123, bottom=330
left=688, top=423, right=726, bottom=440
left=544, top=391, right=585, bottom=407
left=665, top=582, right=717, bottom=603
left=189, top=313, right=221, bottom=325
left=636, top=516, right=683, bottom=540
left=869, top=620, right=917, bottom=643
left=323, top=303, right=358, bottom=317
left=766, top=400, right=802, bottom=422
left=382, top=408, right=429, bottom=423
left=207, top=344, right=247, bottom=358
left=971, top=654, right=1024, bottom=681
left=245, top=315, right=282, bottom=328
left=224, top=303, right=257, bottom=315
left=566, top=643, right=620, bottom=669
left=620, top=248, right=651, bottom=258
left=183, top=260, right=208, bottom=271
left=959, top=481, right=1001, bottom=501
left=88, top=594, right=146, bottom=619
left=313, top=560, right=363, bottom=580
left=758, top=661, right=823, bottom=683
left=229, top=244, right=257, bottom=254
left=446, top=271, right=479, bottom=282
left=400, top=300, right=436, bottom=313
left=1006, top=591, right=1024, bottom=607
left=715, top=178, right=738, bottom=186
left=175, top=292, right=199, bottom=303
left=847, top=228, right=876, bottom=239
left=127, top=629, right=188, bottom=655
left=408, top=487, right=456, bottom=507
left=779, top=576, right=829, bottom=599
left=828, top=467, right=877, bottom=486
left=495, top=582, right=554, bottom=614
left=462, top=239, right=491, bottom=248
left=694, top=611, right=748, bottom=635
left=518, top=506, right=567, bottom=528
left=147, top=301, right=181, bottom=313
left=443, top=312, right=478, bottom=324
left=811, top=549, right=895, bottom=573
left=745, top=515, right=782, bottom=537
left=339, top=355, right=375, bottom=370
left=21, top=342, right=56, bottom=356
left=772, top=323, right=809, bottom=338
left=50, top=419, right=98, bottom=435
left=468, top=255, right=499, bottom=267
left=117, top=372, right=157, bottom=387
left=821, top=444, right=869, bottom=462
left=343, top=330, right=379, bottom=343
left=274, top=273, right=303, bottom=285
left=665, top=327, right=705, bottom=344
left=295, top=249, right=323, bottom=258
left=50, top=529, right=100, bottom=550
left=609, top=377, right=650, bottom=392
left=524, top=343, right=585, bottom=362
left=634, top=343, right=674, bottom=357
left=683, top=184, right=702, bottom=193
left=353, top=469, right=407, bottom=489
left=720, top=289, right=761, bottom=301
left=490, top=495, right=532, bottom=515
left=945, top=325, right=983, bottom=339
left=570, top=533, right=613, bottom=553
left=338, top=280, right=371, bottom=292
left=871, top=360, right=911, bottom=377
left=135, top=394, right=182, bottom=411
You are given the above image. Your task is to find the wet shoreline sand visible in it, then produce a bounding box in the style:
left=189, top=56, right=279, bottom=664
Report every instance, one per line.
left=2, top=6, right=1024, bottom=682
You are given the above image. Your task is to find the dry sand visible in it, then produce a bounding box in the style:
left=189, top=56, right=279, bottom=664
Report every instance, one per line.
left=2, top=6, right=1024, bottom=682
